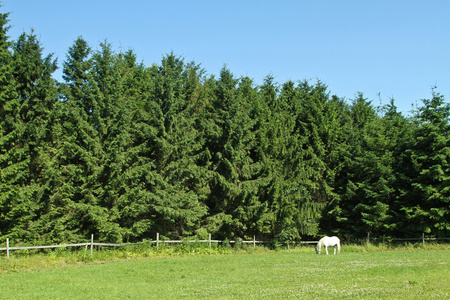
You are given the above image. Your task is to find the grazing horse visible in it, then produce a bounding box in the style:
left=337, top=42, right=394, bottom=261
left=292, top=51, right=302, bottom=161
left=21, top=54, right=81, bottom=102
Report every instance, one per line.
left=316, top=236, right=340, bottom=255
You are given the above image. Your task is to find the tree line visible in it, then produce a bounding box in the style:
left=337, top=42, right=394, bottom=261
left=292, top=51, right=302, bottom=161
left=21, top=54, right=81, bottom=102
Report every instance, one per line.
left=0, top=10, right=448, bottom=244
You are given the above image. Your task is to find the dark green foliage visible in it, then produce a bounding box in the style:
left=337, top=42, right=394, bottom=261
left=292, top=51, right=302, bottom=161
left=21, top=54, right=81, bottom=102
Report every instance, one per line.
left=142, top=54, right=209, bottom=239
left=0, top=9, right=15, bottom=238
left=400, top=89, right=450, bottom=236
left=0, top=25, right=58, bottom=241
left=203, top=67, right=267, bottom=240
left=1, top=9, right=449, bottom=243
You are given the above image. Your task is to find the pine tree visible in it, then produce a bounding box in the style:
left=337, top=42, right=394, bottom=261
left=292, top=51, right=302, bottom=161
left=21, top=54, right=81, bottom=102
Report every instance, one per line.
left=37, top=37, right=105, bottom=242
left=136, top=54, right=208, bottom=239
left=259, top=79, right=307, bottom=242
left=401, top=89, right=450, bottom=236
left=0, top=8, right=17, bottom=239
left=379, top=99, right=414, bottom=236
left=291, top=81, right=340, bottom=237
left=203, top=68, right=266, bottom=240
left=352, top=115, right=397, bottom=236
left=325, top=93, right=379, bottom=237
left=0, top=29, right=57, bottom=242
left=104, top=55, right=159, bottom=242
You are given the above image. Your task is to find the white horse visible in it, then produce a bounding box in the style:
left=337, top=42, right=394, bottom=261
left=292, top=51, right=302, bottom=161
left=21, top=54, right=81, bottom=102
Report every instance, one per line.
left=316, top=236, right=341, bottom=255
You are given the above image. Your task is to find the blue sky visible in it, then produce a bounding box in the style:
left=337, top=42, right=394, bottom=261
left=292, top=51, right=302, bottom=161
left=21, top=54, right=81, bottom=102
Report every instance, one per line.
left=3, top=1, right=450, bottom=115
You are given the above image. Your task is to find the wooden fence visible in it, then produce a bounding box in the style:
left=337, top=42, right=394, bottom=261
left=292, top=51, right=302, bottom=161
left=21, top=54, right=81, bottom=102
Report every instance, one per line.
left=366, top=233, right=450, bottom=246
left=0, top=233, right=318, bottom=259
left=1, top=233, right=449, bottom=259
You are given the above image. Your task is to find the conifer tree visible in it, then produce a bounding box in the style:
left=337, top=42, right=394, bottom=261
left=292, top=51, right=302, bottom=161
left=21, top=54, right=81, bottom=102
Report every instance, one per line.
left=290, top=81, right=340, bottom=236
left=325, top=93, right=378, bottom=236
left=0, top=29, right=57, bottom=241
left=260, top=79, right=307, bottom=241
left=39, top=37, right=105, bottom=242
left=351, top=116, right=397, bottom=236
left=401, top=90, right=450, bottom=236
left=203, top=68, right=266, bottom=239
left=0, top=9, right=17, bottom=239
left=328, top=95, right=410, bottom=238
left=104, top=58, right=160, bottom=242
left=378, top=100, right=414, bottom=236
left=139, top=54, right=208, bottom=239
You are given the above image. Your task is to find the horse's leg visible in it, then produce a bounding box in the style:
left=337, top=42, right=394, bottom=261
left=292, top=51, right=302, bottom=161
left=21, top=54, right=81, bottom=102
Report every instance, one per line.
left=334, top=246, right=336, bottom=255
left=325, top=245, right=329, bottom=255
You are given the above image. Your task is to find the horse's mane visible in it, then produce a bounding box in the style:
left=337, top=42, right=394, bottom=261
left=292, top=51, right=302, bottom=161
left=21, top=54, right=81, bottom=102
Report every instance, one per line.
left=316, top=236, right=327, bottom=250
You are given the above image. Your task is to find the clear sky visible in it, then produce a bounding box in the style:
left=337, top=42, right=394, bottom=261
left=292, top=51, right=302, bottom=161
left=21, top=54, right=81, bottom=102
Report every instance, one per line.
left=3, top=1, right=450, bottom=115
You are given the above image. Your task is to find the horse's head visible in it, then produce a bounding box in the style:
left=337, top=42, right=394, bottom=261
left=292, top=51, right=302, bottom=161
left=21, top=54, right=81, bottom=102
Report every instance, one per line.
left=315, top=243, right=321, bottom=254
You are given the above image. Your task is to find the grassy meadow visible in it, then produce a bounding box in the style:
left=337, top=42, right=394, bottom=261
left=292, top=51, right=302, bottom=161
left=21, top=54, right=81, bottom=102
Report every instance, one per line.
left=0, top=244, right=449, bottom=299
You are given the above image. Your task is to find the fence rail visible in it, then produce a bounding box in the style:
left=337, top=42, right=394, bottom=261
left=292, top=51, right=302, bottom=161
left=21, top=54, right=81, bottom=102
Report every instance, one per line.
left=366, top=232, right=450, bottom=245
left=1, top=233, right=449, bottom=259
left=0, top=243, right=88, bottom=251
left=0, top=233, right=320, bottom=259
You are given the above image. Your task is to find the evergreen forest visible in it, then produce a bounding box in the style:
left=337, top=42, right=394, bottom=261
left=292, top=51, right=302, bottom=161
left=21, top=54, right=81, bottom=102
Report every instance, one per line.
left=0, top=9, right=449, bottom=245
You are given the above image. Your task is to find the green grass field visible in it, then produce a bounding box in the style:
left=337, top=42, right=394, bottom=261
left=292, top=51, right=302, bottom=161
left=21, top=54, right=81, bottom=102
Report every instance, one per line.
left=0, top=247, right=449, bottom=299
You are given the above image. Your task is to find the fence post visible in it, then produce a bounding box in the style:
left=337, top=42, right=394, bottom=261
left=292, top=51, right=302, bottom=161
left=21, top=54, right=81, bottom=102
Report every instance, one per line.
left=6, top=238, right=9, bottom=259
left=90, top=234, right=94, bottom=256
left=156, top=233, right=159, bottom=250
left=209, top=233, right=211, bottom=249
left=367, top=232, right=370, bottom=245
left=422, top=233, right=425, bottom=246
left=253, top=235, right=256, bottom=249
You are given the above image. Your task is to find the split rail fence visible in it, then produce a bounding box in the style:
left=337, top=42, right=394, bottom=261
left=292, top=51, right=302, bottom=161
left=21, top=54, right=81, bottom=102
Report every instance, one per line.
left=0, top=233, right=316, bottom=259
left=366, top=233, right=450, bottom=245
left=1, top=233, right=449, bottom=259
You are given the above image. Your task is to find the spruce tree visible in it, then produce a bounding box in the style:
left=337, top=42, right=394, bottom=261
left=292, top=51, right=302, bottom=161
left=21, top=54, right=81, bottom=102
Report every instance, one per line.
left=203, top=68, right=266, bottom=239
left=0, top=9, right=17, bottom=239
left=259, top=79, right=307, bottom=241
left=325, top=93, right=379, bottom=237
left=401, top=90, right=450, bottom=236
left=0, top=29, right=57, bottom=242
left=291, top=81, right=339, bottom=237
left=138, top=54, right=208, bottom=239
left=39, top=37, right=105, bottom=242
left=352, top=115, right=397, bottom=236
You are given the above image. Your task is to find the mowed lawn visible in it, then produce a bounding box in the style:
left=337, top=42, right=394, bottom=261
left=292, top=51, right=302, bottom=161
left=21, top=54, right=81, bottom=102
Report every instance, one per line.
left=0, top=249, right=448, bottom=299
